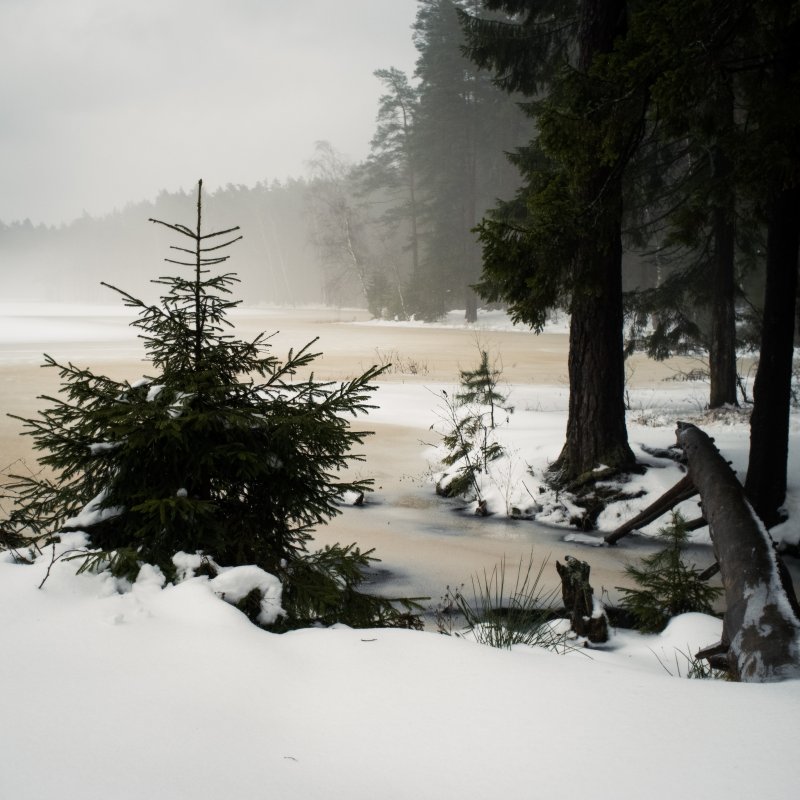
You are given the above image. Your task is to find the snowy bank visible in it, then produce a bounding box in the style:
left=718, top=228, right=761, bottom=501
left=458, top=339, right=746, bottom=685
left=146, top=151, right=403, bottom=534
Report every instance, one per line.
left=1, top=536, right=798, bottom=800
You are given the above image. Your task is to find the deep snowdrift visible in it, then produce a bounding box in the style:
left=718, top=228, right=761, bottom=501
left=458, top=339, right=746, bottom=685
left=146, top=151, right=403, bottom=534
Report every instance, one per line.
left=2, top=532, right=798, bottom=800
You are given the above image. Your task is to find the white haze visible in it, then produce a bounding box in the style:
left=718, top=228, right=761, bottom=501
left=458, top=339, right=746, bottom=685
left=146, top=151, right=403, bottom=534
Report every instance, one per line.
left=0, top=0, right=419, bottom=225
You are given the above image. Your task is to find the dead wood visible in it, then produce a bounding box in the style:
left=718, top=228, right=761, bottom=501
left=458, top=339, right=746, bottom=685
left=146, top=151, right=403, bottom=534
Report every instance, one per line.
left=676, top=422, right=800, bottom=681
left=604, top=474, right=698, bottom=545
left=556, top=555, right=608, bottom=643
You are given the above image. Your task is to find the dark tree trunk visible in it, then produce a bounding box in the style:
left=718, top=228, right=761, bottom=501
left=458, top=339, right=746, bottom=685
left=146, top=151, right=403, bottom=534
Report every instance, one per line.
left=556, top=556, right=609, bottom=643
left=745, top=184, right=800, bottom=527
left=708, top=200, right=737, bottom=408
left=677, top=423, right=800, bottom=681
left=464, top=75, right=479, bottom=327
left=744, top=10, right=800, bottom=526
left=708, top=85, right=738, bottom=409
left=553, top=0, right=635, bottom=482
left=408, top=157, right=421, bottom=297
left=559, top=236, right=636, bottom=479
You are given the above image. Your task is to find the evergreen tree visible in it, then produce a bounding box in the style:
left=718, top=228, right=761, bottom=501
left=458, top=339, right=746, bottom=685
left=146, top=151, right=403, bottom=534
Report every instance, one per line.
left=364, top=67, right=422, bottom=317
left=639, top=0, right=800, bottom=521
left=623, top=118, right=743, bottom=409
left=462, top=0, right=641, bottom=483
left=455, top=349, right=510, bottom=428
left=617, top=512, right=721, bottom=633
left=413, top=0, right=531, bottom=321
left=436, top=347, right=509, bottom=505
left=4, top=181, right=421, bottom=630
left=739, top=0, right=800, bottom=527
left=620, top=0, right=758, bottom=409
left=464, top=0, right=798, bottom=518
left=413, top=0, right=481, bottom=320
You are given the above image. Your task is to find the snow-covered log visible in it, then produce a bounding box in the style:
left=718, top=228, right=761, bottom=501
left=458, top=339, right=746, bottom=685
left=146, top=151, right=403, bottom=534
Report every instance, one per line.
left=605, top=474, right=697, bottom=545
left=677, top=422, right=800, bottom=682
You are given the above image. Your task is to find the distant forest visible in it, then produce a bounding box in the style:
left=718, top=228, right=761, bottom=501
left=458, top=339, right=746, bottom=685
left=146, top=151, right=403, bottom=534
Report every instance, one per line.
left=1, top=182, right=314, bottom=306
left=0, top=0, right=760, bottom=322
left=1, top=0, right=536, bottom=314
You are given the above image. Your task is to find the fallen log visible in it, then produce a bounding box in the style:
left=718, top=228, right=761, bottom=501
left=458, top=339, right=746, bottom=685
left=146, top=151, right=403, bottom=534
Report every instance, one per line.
left=676, top=422, right=800, bottom=681
left=683, top=517, right=709, bottom=532
left=605, top=474, right=698, bottom=545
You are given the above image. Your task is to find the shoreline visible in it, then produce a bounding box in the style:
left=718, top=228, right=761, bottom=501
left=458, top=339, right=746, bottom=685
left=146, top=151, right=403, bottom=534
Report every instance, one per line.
left=0, top=307, right=758, bottom=604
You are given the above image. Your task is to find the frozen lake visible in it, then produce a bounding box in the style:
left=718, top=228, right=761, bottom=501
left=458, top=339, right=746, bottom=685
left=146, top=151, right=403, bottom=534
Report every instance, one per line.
left=0, top=304, right=742, bottom=612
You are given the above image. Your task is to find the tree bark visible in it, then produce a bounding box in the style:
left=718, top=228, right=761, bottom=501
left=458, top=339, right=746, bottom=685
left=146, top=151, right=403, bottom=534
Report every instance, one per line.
left=464, top=95, right=479, bottom=326
left=677, top=422, right=800, bottom=681
left=745, top=184, right=800, bottom=527
left=556, top=555, right=608, bottom=643
left=708, top=83, right=738, bottom=408
left=465, top=285, right=478, bottom=323
left=558, top=269, right=637, bottom=480
left=744, top=9, right=800, bottom=527
left=553, top=0, right=636, bottom=482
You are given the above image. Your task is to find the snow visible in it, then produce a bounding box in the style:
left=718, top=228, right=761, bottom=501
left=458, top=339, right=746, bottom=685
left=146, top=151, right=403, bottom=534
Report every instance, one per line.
left=88, top=441, right=120, bottom=455
left=354, top=306, right=571, bottom=334
left=1, top=537, right=799, bottom=800
left=420, top=378, right=800, bottom=552
left=0, top=303, right=135, bottom=343
left=145, top=383, right=164, bottom=402
left=565, top=532, right=606, bottom=546
left=208, top=564, right=285, bottom=626
left=1, top=304, right=799, bottom=799
left=63, top=489, right=123, bottom=529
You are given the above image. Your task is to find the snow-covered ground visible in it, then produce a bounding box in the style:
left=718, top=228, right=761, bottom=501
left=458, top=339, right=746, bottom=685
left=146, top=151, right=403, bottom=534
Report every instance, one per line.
left=353, top=305, right=571, bottom=334
left=1, top=304, right=799, bottom=800
left=2, top=534, right=799, bottom=800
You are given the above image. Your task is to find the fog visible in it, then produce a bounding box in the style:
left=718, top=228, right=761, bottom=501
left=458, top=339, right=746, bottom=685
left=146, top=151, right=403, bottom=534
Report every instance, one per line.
left=1, top=183, right=322, bottom=305
left=0, top=0, right=418, bottom=226
left=1, top=1, right=539, bottom=315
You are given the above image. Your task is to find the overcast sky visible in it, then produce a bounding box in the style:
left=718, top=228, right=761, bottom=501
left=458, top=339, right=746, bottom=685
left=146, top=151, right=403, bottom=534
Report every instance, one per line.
left=0, top=0, right=419, bottom=225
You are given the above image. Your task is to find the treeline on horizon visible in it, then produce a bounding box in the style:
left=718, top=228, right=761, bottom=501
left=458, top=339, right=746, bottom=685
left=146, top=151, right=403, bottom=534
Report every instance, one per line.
left=0, top=0, right=774, bottom=333
left=1, top=1, right=524, bottom=314
left=0, top=181, right=315, bottom=306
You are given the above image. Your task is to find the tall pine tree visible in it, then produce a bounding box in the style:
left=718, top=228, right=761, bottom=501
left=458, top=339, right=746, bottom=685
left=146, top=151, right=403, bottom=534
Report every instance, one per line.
left=413, top=0, right=531, bottom=321
left=741, top=0, right=800, bottom=527
left=462, top=0, right=643, bottom=483
left=365, top=67, right=422, bottom=299
left=622, top=0, right=750, bottom=409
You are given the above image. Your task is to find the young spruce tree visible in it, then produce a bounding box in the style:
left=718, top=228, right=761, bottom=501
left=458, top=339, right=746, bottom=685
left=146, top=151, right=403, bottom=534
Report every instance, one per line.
left=616, top=512, right=721, bottom=633
left=455, top=349, right=510, bottom=430
left=5, top=181, right=421, bottom=630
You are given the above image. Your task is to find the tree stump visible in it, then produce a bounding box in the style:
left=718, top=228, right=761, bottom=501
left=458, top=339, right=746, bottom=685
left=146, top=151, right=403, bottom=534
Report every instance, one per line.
left=556, top=555, right=609, bottom=643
